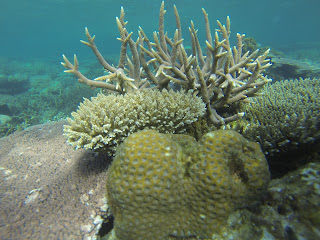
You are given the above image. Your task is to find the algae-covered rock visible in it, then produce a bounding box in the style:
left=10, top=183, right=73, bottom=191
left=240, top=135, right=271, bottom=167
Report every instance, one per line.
left=222, top=161, right=320, bottom=240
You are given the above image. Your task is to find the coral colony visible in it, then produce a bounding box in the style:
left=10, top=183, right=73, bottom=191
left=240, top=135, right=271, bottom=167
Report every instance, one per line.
left=107, top=129, right=270, bottom=239
left=62, top=1, right=272, bottom=239
left=62, top=1, right=271, bottom=152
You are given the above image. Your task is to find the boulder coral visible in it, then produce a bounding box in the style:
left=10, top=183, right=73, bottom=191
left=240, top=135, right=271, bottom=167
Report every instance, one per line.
left=106, top=129, right=270, bottom=240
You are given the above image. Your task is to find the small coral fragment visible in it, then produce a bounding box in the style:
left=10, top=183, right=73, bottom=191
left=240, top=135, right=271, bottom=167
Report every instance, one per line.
left=106, top=129, right=270, bottom=240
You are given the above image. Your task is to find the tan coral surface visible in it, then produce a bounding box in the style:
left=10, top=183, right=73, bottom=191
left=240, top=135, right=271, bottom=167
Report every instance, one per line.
left=0, top=120, right=109, bottom=240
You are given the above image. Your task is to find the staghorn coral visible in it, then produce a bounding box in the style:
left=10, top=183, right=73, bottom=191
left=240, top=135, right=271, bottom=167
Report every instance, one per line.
left=106, top=129, right=270, bottom=240
left=62, top=1, right=271, bottom=130
left=63, top=88, right=205, bottom=153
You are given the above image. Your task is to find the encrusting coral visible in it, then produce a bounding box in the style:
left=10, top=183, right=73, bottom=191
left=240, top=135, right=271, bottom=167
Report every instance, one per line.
left=61, top=1, right=271, bottom=151
left=106, top=129, right=270, bottom=240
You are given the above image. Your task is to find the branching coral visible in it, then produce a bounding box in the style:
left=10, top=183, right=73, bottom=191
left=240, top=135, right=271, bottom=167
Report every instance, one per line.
left=233, top=77, right=320, bottom=157
left=63, top=88, right=205, bottom=153
left=62, top=1, right=271, bottom=127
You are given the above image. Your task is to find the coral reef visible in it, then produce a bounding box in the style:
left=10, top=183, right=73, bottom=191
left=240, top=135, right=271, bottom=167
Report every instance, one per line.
left=268, top=56, right=320, bottom=81
left=242, top=36, right=259, bottom=54
left=221, top=161, right=320, bottom=240
left=0, top=72, right=29, bottom=94
left=0, top=57, right=61, bottom=95
left=61, top=1, right=271, bottom=145
left=2, top=121, right=319, bottom=240
left=106, top=129, right=270, bottom=240
left=233, top=78, right=320, bottom=157
left=276, top=41, right=320, bottom=63
left=63, top=88, right=206, bottom=152
left=0, top=57, right=103, bottom=138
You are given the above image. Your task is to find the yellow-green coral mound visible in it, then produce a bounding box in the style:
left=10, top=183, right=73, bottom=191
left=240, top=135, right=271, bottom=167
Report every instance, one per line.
left=63, top=89, right=205, bottom=152
left=106, top=129, right=270, bottom=240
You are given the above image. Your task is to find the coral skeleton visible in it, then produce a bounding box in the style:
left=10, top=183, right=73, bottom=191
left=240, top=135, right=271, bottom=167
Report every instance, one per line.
left=62, top=1, right=271, bottom=126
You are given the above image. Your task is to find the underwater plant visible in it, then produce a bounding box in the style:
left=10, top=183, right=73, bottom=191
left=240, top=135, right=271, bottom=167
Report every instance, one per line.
left=62, top=1, right=271, bottom=151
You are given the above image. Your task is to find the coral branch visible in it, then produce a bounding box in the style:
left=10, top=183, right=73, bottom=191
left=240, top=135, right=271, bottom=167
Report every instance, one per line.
left=61, top=54, right=118, bottom=91
left=62, top=1, right=271, bottom=126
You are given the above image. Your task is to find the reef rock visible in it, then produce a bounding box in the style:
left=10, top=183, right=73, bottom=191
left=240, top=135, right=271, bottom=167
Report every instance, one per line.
left=0, top=120, right=110, bottom=240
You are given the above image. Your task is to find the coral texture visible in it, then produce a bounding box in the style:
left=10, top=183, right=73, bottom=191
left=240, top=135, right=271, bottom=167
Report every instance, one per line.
left=236, top=78, right=320, bottom=157
left=106, top=129, right=270, bottom=240
left=63, top=88, right=205, bottom=152
left=62, top=1, right=271, bottom=128
left=220, top=161, right=320, bottom=240
left=0, top=121, right=109, bottom=240
left=2, top=121, right=318, bottom=240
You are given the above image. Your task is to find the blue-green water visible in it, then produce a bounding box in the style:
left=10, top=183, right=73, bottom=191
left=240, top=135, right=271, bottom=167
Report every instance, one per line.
left=1, top=0, right=319, bottom=58
left=0, top=0, right=320, bottom=135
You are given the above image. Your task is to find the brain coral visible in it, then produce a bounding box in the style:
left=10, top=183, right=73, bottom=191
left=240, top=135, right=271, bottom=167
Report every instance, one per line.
left=106, top=129, right=270, bottom=240
left=63, top=88, right=205, bottom=153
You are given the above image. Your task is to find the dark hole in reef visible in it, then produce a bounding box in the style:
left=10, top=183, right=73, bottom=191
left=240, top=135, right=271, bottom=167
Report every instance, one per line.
left=277, top=204, right=288, bottom=215
left=0, top=104, right=12, bottom=116
left=267, top=146, right=320, bottom=179
left=98, top=215, right=114, bottom=238
left=284, top=226, right=298, bottom=240
left=228, top=154, right=249, bottom=184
